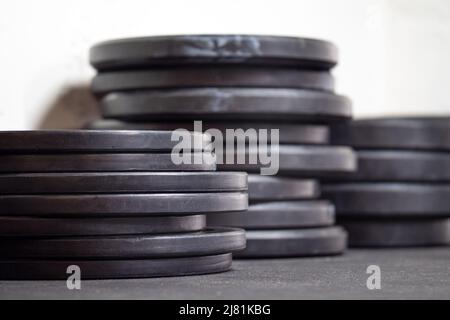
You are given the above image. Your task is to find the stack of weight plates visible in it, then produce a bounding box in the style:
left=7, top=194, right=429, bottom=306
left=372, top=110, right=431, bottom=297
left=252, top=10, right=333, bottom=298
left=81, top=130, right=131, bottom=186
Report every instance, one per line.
left=0, top=130, right=248, bottom=280
left=88, top=35, right=357, bottom=258
left=323, top=117, right=450, bottom=247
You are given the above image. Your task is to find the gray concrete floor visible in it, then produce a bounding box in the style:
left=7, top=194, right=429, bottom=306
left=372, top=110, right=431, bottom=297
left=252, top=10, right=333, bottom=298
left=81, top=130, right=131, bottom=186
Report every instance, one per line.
left=1, top=248, right=449, bottom=299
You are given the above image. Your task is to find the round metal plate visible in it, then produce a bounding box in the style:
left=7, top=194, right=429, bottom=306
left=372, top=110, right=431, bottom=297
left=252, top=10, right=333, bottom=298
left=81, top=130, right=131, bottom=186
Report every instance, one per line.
left=0, top=215, right=206, bottom=237
left=218, top=145, right=357, bottom=177
left=234, top=227, right=347, bottom=258
left=92, top=67, right=335, bottom=94
left=248, top=175, right=320, bottom=201
left=323, top=183, right=450, bottom=216
left=100, top=88, right=352, bottom=123
left=331, top=117, right=450, bottom=151
left=208, top=200, right=335, bottom=229
left=0, top=192, right=248, bottom=216
left=341, top=219, right=450, bottom=247
left=90, top=35, right=338, bottom=70
left=0, top=130, right=210, bottom=153
left=0, top=228, right=246, bottom=259
left=0, top=153, right=216, bottom=173
left=86, top=120, right=330, bottom=145
left=0, top=172, right=247, bottom=194
left=0, top=253, right=232, bottom=280
left=341, top=150, right=450, bottom=182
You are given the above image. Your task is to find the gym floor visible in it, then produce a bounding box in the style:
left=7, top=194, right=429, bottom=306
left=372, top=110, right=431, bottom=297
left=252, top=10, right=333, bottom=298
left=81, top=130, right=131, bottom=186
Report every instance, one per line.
left=1, top=248, right=449, bottom=299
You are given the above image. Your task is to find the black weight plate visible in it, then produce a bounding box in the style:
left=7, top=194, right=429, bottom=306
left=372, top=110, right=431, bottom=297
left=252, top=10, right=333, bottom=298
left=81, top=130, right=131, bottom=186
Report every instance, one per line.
left=0, top=215, right=206, bottom=237
left=323, top=183, right=450, bottom=216
left=90, top=35, right=338, bottom=71
left=217, top=145, right=357, bottom=177
left=0, top=172, right=247, bottom=194
left=0, top=253, right=232, bottom=280
left=0, top=153, right=216, bottom=173
left=86, top=120, right=330, bottom=145
left=208, top=200, right=335, bottom=229
left=100, top=88, right=352, bottom=123
left=92, top=67, right=335, bottom=94
left=331, top=117, right=450, bottom=151
left=0, top=130, right=210, bottom=154
left=0, top=228, right=246, bottom=259
left=248, top=175, right=320, bottom=201
left=0, top=192, right=248, bottom=217
left=342, top=150, right=450, bottom=182
left=234, top=227, right=347, bottom=258
left=340, top=219, right=450, bottom=247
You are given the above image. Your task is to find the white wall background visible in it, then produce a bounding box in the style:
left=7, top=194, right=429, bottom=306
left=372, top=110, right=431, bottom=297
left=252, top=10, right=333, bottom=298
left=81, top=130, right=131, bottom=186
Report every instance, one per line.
left=0, top=0, right=449, bottom=130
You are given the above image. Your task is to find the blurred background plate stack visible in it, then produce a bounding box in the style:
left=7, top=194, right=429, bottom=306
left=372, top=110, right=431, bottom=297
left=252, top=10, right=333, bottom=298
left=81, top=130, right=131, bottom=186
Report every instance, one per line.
left=0, top=130, right=248, bottom=279
left=87, top=35, right=357, bottom=258
left=323, top=118, right=450, bottom=247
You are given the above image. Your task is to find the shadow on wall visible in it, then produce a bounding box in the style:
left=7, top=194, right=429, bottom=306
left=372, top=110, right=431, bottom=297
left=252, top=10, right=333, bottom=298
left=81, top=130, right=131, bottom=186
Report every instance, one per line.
left=37, top=86, right=101, bottom=129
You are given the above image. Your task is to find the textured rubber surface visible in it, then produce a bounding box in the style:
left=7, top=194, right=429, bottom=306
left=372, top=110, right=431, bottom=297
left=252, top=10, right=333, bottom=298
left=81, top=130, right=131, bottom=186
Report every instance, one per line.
left=323, top=183, right=450, bottom=217
left=90, top=35, right=338, bottom=70
left=208, top=200, right=335, bottom=229
left=0, top=215, right=206, bottom=237
left=341, top=219, right=450, bottom=247
left=92, top=67, right=335, bottom=94
left=100, top=88, right=352, bottom=123
left=234, top=227, right=347, bottom=258
left=0, top=172, right=247, bottom=194
left=0, top=192, right=248, bottom=216
left=0, top=130, right=210, bottom=153
left=0, top=228, right=246, bottom=259
left=0, top=253, right=233, bottom=280
left=2, top=249, right=450, bottom=299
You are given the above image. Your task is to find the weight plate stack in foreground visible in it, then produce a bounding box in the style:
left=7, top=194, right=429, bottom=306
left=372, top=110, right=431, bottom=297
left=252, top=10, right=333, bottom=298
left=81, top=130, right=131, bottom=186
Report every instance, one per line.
left=0, top=130, right=248, bottom=279
left=89, top=34, right=357, bottom=259
left=325, top=117, right=450, bottom=248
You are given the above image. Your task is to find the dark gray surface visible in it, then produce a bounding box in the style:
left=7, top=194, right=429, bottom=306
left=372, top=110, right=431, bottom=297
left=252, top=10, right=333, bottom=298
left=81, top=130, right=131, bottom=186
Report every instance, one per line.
left=1, top=248, right=449, bottom=299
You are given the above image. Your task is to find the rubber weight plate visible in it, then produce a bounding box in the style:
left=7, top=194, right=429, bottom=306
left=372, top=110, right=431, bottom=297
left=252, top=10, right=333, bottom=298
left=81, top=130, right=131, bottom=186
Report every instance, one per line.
left=0, top=228, right=246, bottom=259
left=0, top=215, right=206, bottom=237
left=0, top=192, right=248, bottom=217
left=86, top=120, right=330, bottom=145
left=100, top=88, right=352, bottom=123
left=234, top=227, right=347, bottom=258
left=340, top=219, right=450, bottom=247
left=0, top=153, right=216, bottom=173
left=92, top=67, right=335, bottom=95
left=323, top=183, right=450, bottom=217
left=0, top=172, right=247, bottom=194
left=342, top=150, right=450, bottom=182
left=0, top=253, right=232, bottom=280
left=248, top=175, right=320, bottom=201
left=217, top=145, right=357, bottom=177
left=208, top=200, right=335, bottom=229
left=331, top=117, right=450, bottom=151
left=0, top=130, right=210, bottom=153
left=90, top=35, right=338, bottom=70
